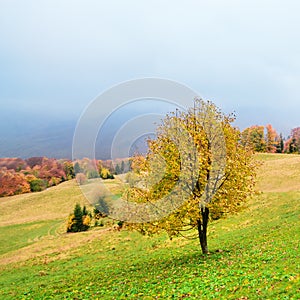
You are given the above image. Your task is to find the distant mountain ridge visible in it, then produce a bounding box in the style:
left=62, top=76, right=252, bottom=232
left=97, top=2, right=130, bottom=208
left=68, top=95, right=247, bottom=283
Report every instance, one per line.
left=0, top=117, right=150, bottom=160
left=0, top=101, right=170, bottom=159
left=0, top=120, right=75, bottom=159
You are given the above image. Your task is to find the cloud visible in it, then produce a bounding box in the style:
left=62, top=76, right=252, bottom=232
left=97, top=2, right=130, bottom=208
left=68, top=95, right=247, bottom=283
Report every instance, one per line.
left=0, top=0, right=299, bottom=135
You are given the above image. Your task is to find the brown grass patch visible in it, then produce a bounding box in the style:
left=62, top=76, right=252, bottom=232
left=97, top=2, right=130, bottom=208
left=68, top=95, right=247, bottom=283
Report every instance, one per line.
left=0, top=180, right=90, bottom=226
left=256, top=154, right=300, bottom=192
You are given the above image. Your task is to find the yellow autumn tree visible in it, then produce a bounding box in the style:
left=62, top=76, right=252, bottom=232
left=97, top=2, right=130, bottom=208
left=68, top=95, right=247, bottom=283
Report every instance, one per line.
left=241, top=125, right=266, bottom=152
left=124, top=99, right=257, bottom=254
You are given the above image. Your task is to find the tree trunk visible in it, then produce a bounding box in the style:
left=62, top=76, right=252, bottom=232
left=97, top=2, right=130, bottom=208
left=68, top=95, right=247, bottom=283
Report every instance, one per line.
left=197, top=207, right=209, bottom=254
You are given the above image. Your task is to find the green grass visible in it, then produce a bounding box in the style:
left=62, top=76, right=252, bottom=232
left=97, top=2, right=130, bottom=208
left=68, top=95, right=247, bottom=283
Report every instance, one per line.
left=0, top=154, right=299, bottom=299
left=0, top=220, right=61, bottom=256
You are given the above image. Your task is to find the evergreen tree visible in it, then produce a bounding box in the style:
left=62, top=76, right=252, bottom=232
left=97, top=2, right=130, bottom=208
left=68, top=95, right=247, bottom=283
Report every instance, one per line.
left=96, top=196, right=111, bottom=217
left=67, top=204, right=91, bottom=232
left=121, top=161, right=125, bottom=173
left=276, top=133, right=284, bottom=153
left=115, top=164, right=121, bottom=175
left=73, top=203, right=83, bottom=232
left=87, top=169, right=99, bottom=179
left=74, top=162, right=82, bottom=174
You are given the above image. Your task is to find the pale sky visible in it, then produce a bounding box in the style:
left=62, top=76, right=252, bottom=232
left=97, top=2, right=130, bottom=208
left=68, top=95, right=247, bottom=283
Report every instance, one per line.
left=1, top=0, right=300, bottom=137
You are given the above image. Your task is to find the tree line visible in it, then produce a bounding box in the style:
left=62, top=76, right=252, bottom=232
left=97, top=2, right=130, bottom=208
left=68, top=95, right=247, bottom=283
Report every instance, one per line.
left=0, top=157, right=74, bottom=197
left=1, top=124, right=299, bottom=198
left=0, top=157, right=130, bottom=197
left=241, top=124, right=300, bottom=154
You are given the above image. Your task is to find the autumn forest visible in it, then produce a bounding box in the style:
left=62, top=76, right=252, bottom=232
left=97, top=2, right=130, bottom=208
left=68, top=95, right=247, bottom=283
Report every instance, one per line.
left=1, top=123, right=300, bottom=198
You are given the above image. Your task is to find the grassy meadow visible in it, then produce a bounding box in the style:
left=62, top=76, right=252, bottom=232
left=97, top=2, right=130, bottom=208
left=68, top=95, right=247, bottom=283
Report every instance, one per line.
left=0, top=153, right=299, bottom=299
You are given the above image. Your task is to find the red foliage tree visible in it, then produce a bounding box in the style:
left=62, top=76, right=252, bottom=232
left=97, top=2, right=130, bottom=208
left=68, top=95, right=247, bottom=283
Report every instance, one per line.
left=0, top=158, right=27, bottom=171
left=25, top=157, right=44, bottom=168
left=284, top=127, right=300, bottom=153
left=30, top=157, right=67, bottom=186
left=0, top=157, right=73, bottom=197
left=0, top=168, right=31, bottom=197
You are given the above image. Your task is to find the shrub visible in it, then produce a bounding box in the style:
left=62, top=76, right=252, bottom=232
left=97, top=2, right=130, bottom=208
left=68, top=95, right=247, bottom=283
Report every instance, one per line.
left=29, top=178, right=48, bottom=192
left=100, top=167, right=114, bottom=179
left=76, top=173, right=87, bottom=185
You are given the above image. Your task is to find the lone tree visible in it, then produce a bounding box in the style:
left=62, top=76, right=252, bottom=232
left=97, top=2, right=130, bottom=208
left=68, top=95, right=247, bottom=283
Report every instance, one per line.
left=124, top=99, right=257, bottom=254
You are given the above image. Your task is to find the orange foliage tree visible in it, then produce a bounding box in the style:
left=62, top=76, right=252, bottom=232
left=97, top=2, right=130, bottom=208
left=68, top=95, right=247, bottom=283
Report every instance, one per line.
left=0, top=168, right=30, bottom=197
left=265, top=124, right=279, bottom=153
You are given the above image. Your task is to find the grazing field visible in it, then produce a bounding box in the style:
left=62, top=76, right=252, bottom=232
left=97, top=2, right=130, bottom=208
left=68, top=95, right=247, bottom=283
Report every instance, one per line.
left=0, top=154, right=299, bottom=299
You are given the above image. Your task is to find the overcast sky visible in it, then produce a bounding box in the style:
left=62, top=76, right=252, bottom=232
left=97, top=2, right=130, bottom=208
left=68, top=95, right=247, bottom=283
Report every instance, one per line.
left=1, top=0, right=300, bottom=136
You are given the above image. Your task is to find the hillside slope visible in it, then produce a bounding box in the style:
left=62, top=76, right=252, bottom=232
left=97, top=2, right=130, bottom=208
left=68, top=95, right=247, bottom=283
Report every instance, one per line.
left=256, top=153, right=300, bottom=192
left=0, top=180, right=88, bottom=226
left=0, top=154, right=299, bottom=299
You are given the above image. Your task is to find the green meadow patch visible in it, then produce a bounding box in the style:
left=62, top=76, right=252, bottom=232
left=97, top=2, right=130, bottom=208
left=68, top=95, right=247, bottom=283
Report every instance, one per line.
left=0, top=220, right=61, bottom=256
left=0, top=154, right=299, bottom=299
